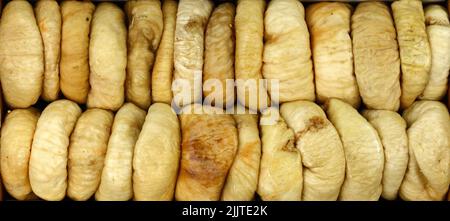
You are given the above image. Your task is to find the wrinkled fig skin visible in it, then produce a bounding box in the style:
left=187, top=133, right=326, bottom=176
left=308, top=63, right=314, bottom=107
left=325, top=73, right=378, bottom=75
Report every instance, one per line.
left=67, top=109, right=114, bottom=201
left=325, top=98, right=384, bottom=201
left=0, top=1, right=44, bottom=108
left=125, top=0, right=163, bottom=110
left=306, top=2, right=360, bottom=108
left=96, top=103, right=146, bottom=201
left=29, top=100, right=82, bottom=201
left=281, top=101, right=345, bottom=201
left=351, top=2, right=401, bottom=111
left=221, top=111, right=261, bottom=201
left=203, top=3, right=236, bottom=108
left=400, top=101, right=450, bottom=201
left=235, top=0, right=270, bottom=111
left=152, top=0, right=178, bottom=105
left=35, top=0, right=61, bottom=102
left=419, top=5, right=450, bottom=101
left=258, top=108, right=303, bottom=201
left=175, top=104, right=238, bottom=201
left=392, top=0, right=431, bottom=109
left=173, top=0, right=213, bottom=108
left=133, top=103, right=180, bottom=201
left=1, top=108, right=40, bottom=200
left=87, top=3, right=127, bottom=111
left=263, top=0, right=315, bottom=103
left=362, top=110, right=409, bottom=200
left=60, top=1, right=95, bottom=104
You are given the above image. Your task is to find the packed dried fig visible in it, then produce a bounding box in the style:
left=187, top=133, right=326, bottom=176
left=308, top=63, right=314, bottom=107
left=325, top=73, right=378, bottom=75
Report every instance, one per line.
left=362, top=110, right=409, bottom=200
left=258, top=107, right=302, bottom=201
left=60, top=1, right=95, bottom=104
left=29, top=100, right=81, bottom=201
left=306, top=2, right=360, bottom=108
left=263, top=0, right=315, bottom=103
left=87, top=2, right=127, bottom=111
left=351, top=2, right=401, bottom=111
left=400, top=101, right=450, bottom=201
left=152, top=0, right=178, bottom=104
left=67, top=109, right=114, bottom=201
left=203, top=3, right=235, bottom=108
left=133, top=103, right=180, bottom=201
left=96, top=103, right=146, bottom=201
left=125, top=0, right=163, bottom=110
left=325, top=98, right=384, bottom=201
left=1, top=108, right=40, bottom=200
left=0, top=0, right=43, bottom=108
left=175, top=104, right=238, bottom=201
left=392, top=0, right=431, bottom=109
left=281, top=101, right=345, bottom=201
left=35, top=0, right=61, bottom=102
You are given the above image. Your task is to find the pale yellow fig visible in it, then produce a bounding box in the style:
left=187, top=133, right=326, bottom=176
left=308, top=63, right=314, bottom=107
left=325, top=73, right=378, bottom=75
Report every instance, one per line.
left=235, top=0, right=270, bottom=111
left=392, top=0, right=431, bottom=109
left=306, top=2, right=360, bottom=108
left=60, top=1, right=95, bottom=104
left=152, top=0, right=178, bottom=105
left=125, top=0, right=163, bottom=110
left=263, top=0, right=315, bottom=103
left=419, top=5, right=450, bottom=101
left=173, top=0, right=213, bottom=107
left=67, top=109, right=114, bottom=201
left=0, top=0, right=43, bottom=108
left=133, top=103, right=180, bottom=201
left=221, top=107, right=261, bottom=201
left=96, top=103, right=146, bottom=201
left=87, top=2, right=127, bottom=111
left=351, top=2, right=401, bottom=111
left=400, top=101, right=450, bottom=201
left=29, top=100, right=81, bottom=201
left=281, top=101, right=345, bottom=201
left=258, top=107, right=302, bottom=201
left=203, top=3, right=235, bottom=108
left=325, top=98, right=384, bottom=201
left=362, top=110, right=409, bottom=200
left=35, top=0, right=61, bottom=102
left=1, top=108, right=40, bottom=200
left=175, top=104, right=238, bottom=201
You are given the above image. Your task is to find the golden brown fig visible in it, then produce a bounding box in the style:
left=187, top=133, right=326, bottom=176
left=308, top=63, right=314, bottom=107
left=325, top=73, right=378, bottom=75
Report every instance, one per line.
left=60, top=1, right=95, bottom=104
left=392, top=0, right=431, bottom=109
left=203, top=3, right=235, bottom=108
left=258, top=107, right=302, bottom=201
left=221, top=107, right=261, bottom=201
left=67, top=109, right=114, bottom=201
left=351, top=2, right=401, bottom=111
left=87, top=3, right=127, bottom=111
left=175, top=104, right=238, bottom=201
left=1, top=108, right=40, bottom=200
left=325, top=98, right=384, bottom=201
left=306, top=2, right=360, bottom=108
left=152, top=0, right=178, bottom=105
left=400, top=101, right=450, bottom=201
left=35, top=0, right=61, bottom=102
left=235, top=0, right=270, bottom=111
left=419, top=5, right=450, bottom=101
left=96, top=103, right=146, bottom=201
left=173, top=0, right=213, bottom=107
left=281, top=101, right=345, bottom=201
left=263, top=0, right=315, bottom=103
left=29, top=100, right=81, bottom=201
left=133, top=103, right=180, bottom=201
left=362, top=110, right=409, bottom=200
left=0, top=0, right=43, bottom=108
left=125, top=0, right=163, bottom=110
